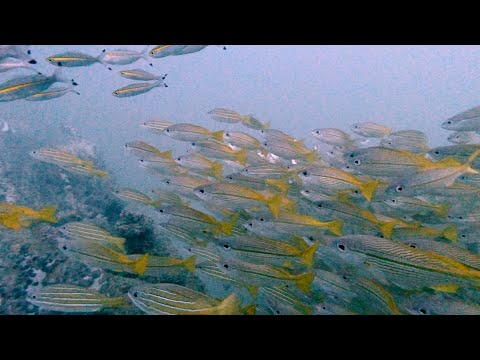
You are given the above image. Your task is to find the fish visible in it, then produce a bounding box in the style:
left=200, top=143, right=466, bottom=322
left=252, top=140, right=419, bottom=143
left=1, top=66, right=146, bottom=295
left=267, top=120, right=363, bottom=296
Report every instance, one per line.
left=27, top=285, right=126, bottom=313
left=128, top=283, right=255, bottom=315
left=241, top=115, right=270, bottom=130
left=148, top=45, right=188, bottom=58
left=193, top=182, right=283, bottom=217
left=0, top=45, right=36, bottom=62
left=160, top=224, right=213, bottom=247
left=191, top=140, right=247, bottom=165
left=175, top=153, right=224, bottom=180
left=159, top=175, right=213, bottom=199
left=298, top=164, right=380, bottom=202
left=386, top=149, right=480, bottom=196
left=25, top=86, right=80, bottom=101
left=350, top=122, right=392, bottom=138
left=30, top=148, right=108, bottom=178
left=125, top=141, right=172, bottom=159
left=113, top=188, right=160, bottom=207
left=60, top=241, right=148, bottom=275
left=208, top=108, right=243, bottom=123
left=155, top=204, right=238, bottom=236
left=172, top=45, right=211, bottom=56
left=244, top=211, right=343, bottom=238
left=447, top=131, right=480, bottom=144
left=259, top=285, right=313, bottom=315
left=325, top=235, right=480, bottom=291
left=46, top=51, right=101, bottom=67
left=163, top=123, right=224, bottom=142
left=150, top=189, right=187, bottom=206
left=225, top=173, right=290, bottom=193
left=141, top=120, right=174, bottom=134
left=400, top=293, right=480, bottom=315
left=442, top=106, right=480, bottom=131
left=311, top=128, right=353, bottom=147
left=196, top=262, right=259, bottom=298
left=0, top=69, right=76, bottom=102
left=119, top=69, right=165, bottom=81
left=98, top=47, right=152, bottom=67
left=0, top=202, right=56, bottom=228
left=216, top=235, right=318, bottom=267
left=263, top=137, right=318, bottom=164
left=112, top=80, right=167, bottom=98
left=223, top=131, right=266, bottom=154
left=382, top=196, right=449, bottom=217
left=380, top=130, right=429, bottom=153
left=58, top=222, right=126, bottom=252
left=261, top=128, right=300, bottom=143
left=0, top=58, right=37, bottom=73
left=219, top=258, right=315, bottom=293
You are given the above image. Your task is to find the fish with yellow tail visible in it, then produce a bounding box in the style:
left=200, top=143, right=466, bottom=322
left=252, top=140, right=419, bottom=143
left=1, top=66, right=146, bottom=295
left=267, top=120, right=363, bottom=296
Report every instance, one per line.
left=386, top=149, right=480, bottom=196
left=124, top=141, right=172, bottom=159
left=175, top=153, right=224, bottom=180
left=193, top=182, right=283, bottom=218
left=60, top=241, right=148, bottom=276
left=219, top=258, right=315, bottom=294
left=163, top=123, right=224, bottom=142
left=126, top=254, right=196, bottom=275
left=113, top=188, right=161, bottom=207
left=128, top=283, right=255, bottom=315
left=27, top=285, right=127, bottom=313
left=0, top=203, right=56, bottom=230
left=59, top=222, right=126, bottom=252
left=298, top=164, right=380, bottom=202
left=191, top=139, right=248, bottom=166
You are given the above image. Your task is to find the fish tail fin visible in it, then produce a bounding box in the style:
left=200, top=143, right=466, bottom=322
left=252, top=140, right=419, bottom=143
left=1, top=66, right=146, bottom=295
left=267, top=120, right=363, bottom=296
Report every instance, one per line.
left=219, top=213, right=239, bottom=236
left=300, top=241, right=319, bottom=267
left=0, top=213, right=23, bottom=230
left=260, top=148, right=269, bottom=157
left=245, top=284, right=259, bottom=299
left=91, top=168, right=109, bottom=178
left=266, top=194, right=283, bottom=218
left=162, top=150, right=173, bottom=159
left=150, top=200, right=163, bottom=208
left=295, top=272, right=315, bottom=294
left=378, top=221, right=396, bottom=239
left=141, top=45, right=150, bottom=59
left=431, top=283, right=460, bottom=293
left=436, top=203, right=449, bottom=218
left=182, top=256, right=196, bottom=272
left=104, top=296, right=128, bottom=308
left=465, top=149, right=480, bottom=173
left=263, top=121, right=271, bottom=130
left=242, top=304, right=257, bottom=315
left=305, top=151, right=318, bottom=165
left=38, top=206, right=57, bottom=223
left=359, top=179, right=380, bottom=202
left=328, top=219, right=343, bottom=236
left=217, top=294, right=242, bottom=315
left=210, top=161, right=224, bottom=180
left=109, top=236, right=126, bottom=251
left=240, top=115, right=251, bottom=126
left=442, top=224, right=458, bottom=241
left=131, top=253, right=149, bottom=275
left=211, top=130, right=224, bottom=142
left=235, top=148, right=248, bottom=166
left=266, top=178, right=289, bottom=193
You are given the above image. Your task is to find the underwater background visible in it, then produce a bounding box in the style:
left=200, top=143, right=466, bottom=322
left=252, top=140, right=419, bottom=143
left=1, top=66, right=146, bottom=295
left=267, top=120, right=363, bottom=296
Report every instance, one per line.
left=2, top=45, right=480, bottom=314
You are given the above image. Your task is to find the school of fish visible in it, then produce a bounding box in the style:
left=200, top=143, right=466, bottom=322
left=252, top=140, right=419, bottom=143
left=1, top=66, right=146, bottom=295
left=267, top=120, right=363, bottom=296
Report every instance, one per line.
left=3, top=45, right=480, bottom=315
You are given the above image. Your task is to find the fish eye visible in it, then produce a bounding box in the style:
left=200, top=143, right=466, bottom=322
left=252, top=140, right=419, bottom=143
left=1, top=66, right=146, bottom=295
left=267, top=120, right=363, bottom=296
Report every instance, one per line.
left=315, top=131, right=319, bottom=134
left=264, top=142, right=268, bottom=146
left=32, top=295, right=36, bottom=299
left=447, top=121, right=452, bottom=125
left=165, top=180, right=170, bottom=184
left=390, top=199, right=396, bottom=203
left=244, top=168, right=248, bottom=172
left=159, top=209, right=164, bottom=213
left=165, top=129, right=170, bottom=132
left=62, top=245, right=67, bottom=250
left=177, top=157, right=181, bottom=161
left=248, top=223, right=253, bottom=227
left=302, top=171, right=308, bottom=176
left=150, top=51, right=154, bottom=55
left=114, top=92, right=119, bottom=95
left=48, top=58, right=53, bottom=62
left=354, top=125, right=358, bottom=128
left=275, top=310, right=280, bottom=314
left=458, top=216, right=463, bottom=220
left=133, top=292, right=138, bottom=298
left=409, top=244, right=416, bottom=248
left=342, top=275, right=347, bottom=280
left=199, top=189, right=205, bottom=194
left=227, top=176, right=233, bottom=180
left=223, top=264, right=229, bottom=269
left=33, top=151, right=36, bottom=154
left=223, top=244, right=231, bottom=250
left=308, top=236, right=314, bottom=241
left=259, top=217, right=265, bottom=222
left=395, top=186, right=404, bottom=192
left=419, top=308, right=428, bottom=315
left=317, top=203, right=322, bottom=208
left=337, top=243, right=346, bottom=252
left=354, top=190, right=359, bottom=194
left=461, top=234, right=466, bottom=238
left=304, top=190, right=310, bottom=194
left=28, top=50, right=31, bottom=55
left=354, top=160, right=361, bottom=165
left=322, top=306, right=327, bottom=310
left=225, top=133, right=230, bottom=137
left=434, top=151, right=439, bottom=155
